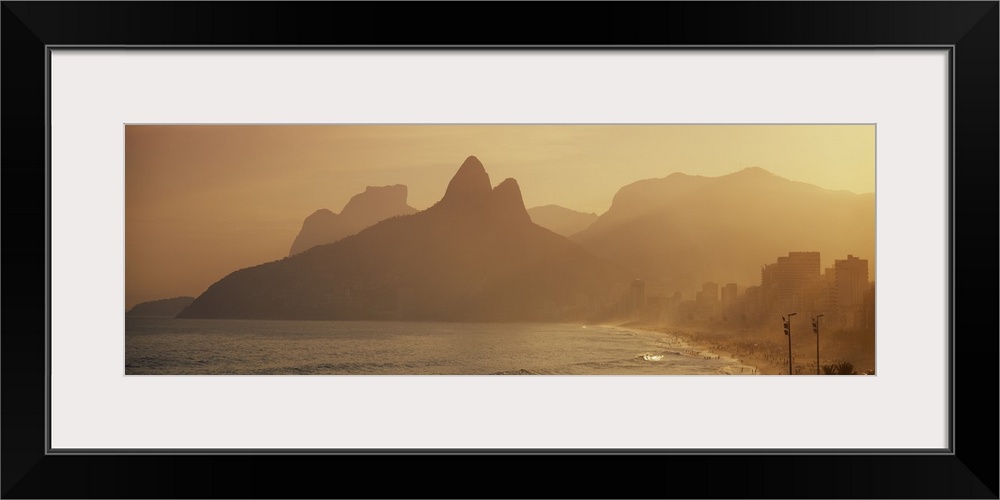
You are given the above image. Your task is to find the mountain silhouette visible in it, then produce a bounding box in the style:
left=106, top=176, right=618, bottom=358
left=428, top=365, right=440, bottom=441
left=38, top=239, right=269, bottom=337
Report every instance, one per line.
left=527, top=205, right=599, bottom=237
left=179, top=156, right=623, bottom=321
left=288, top=184, right=417, bottom=256
left=126, top=296, right=195, bottom=318
left=571, top=167, right=875, bottom=293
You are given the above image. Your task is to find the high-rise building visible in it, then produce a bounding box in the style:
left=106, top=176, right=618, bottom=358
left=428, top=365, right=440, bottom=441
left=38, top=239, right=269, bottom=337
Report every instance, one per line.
left=700, top=281, right=719, bottom=300
left=720, top=283, right=738, bottom=309
left=761, top=252, right=821, bottom=311
left=743, top=285, right=762, bottom=321
left=695, top=281, right=719, bottom=318
left=833, top=254, right=869, bottom=317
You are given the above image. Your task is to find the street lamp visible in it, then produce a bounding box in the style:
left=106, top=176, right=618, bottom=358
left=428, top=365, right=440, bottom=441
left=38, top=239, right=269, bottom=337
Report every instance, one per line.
left=812, top=314, right=824, bottom=375
left=782, top=313, right=797, bottom=375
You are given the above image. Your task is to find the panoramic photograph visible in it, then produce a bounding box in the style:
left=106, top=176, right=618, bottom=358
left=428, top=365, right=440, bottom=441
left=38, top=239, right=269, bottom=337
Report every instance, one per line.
left=125, top=124, right=875, bottom=375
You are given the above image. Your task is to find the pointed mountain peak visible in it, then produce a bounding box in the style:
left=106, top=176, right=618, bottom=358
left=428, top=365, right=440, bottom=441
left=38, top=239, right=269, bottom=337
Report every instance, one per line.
left=492, top=178, right=524, bottom=205
left=461, top=155, right=484, bottom=171
left=442, top=155, right=492, bottom=204
left=493, top=177, right=519, bottom=191
left=490, top=177, right=531, bottom=224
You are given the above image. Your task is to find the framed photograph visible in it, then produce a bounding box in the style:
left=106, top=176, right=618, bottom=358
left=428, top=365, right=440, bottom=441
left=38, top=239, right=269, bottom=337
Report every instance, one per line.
left=122, top=122, right=877, bottom=379
left=3, top=2, right=996, bottom=498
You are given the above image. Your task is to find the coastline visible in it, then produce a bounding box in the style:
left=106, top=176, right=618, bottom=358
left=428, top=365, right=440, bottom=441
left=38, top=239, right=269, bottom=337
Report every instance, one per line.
left=619, top=321, right=788, bottom=375
left=618, top=321, right=875, bottom=375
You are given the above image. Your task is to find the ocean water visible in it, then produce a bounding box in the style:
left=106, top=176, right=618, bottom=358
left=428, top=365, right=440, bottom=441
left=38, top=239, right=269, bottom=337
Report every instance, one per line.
left=124, top=318, right=753, bottom=375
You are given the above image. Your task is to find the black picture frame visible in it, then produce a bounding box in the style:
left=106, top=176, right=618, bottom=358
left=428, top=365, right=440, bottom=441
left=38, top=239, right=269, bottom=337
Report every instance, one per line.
left=2, top=2, right=996, bottom=498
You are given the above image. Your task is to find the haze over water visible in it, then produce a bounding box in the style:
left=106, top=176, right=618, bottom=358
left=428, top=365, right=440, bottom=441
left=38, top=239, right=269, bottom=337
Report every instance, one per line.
left=125, top=125, right=875, bottom=375
left=125, top=319, right=753, bottom=375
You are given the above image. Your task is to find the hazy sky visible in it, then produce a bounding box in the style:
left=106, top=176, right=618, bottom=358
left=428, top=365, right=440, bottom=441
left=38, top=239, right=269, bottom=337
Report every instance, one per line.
left=125, top=124, right=874, bottom=309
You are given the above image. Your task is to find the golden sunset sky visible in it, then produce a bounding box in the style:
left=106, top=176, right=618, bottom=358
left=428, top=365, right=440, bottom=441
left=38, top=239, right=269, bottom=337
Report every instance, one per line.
left=125, top=124, right=874, bottom=309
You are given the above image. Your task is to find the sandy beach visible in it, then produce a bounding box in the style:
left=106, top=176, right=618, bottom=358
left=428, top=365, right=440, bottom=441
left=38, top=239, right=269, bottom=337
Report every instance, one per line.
left=622, top=322, right=873, bottom=375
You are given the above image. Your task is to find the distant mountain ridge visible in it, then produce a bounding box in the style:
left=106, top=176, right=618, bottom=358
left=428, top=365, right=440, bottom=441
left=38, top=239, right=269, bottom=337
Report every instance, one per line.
left=527, top=205, right=599, bottom=237
left=571, top=167, right=875, bottom=293
left=179, top=157, right=624, bottom=321
left=288, top=184, right=417, bottom=256
left=126, top=296, right=195, bottom=318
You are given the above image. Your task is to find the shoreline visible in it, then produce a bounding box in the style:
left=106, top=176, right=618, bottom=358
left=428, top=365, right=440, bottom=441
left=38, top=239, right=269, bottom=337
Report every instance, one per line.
left=618, top=321, right=788, bottom=375
left=618, top=321, right=875, bottom=375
